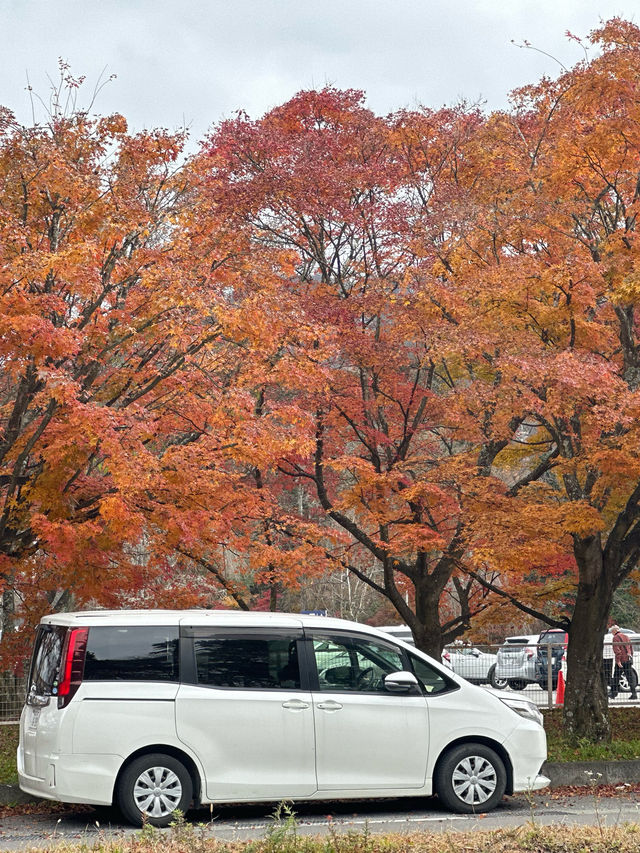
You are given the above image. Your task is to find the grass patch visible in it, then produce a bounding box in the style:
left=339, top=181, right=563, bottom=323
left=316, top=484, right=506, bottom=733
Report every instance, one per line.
left=0, top=724, right=18, bottom=785
left=547, top=736, right=640, bottom=762
left=0, top=822, right=639, bottom=853
left=544, top=706, right=640, bottom=762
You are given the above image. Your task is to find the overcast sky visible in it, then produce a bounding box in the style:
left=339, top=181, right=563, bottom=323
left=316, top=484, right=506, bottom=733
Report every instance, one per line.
left=1, top=1, right=636, bottom=144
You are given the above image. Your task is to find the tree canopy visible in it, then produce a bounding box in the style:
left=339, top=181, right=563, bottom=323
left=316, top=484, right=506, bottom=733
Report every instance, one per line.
left=3, top=20, right=640, bottom=740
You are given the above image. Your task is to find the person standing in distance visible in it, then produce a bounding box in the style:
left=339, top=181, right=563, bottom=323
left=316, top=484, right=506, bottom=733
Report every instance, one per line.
left=610, top=625, right=638, bottom=700
left=602, top=631, right=614, bottom=692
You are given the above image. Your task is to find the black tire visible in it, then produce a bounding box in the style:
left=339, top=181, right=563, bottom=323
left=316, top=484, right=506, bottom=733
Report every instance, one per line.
left=488, top=665, right=508, bottom=690
left=117, top=753, right=193, bottom=827
left=435, top=743, right=507, bottom=813
left=507, top=679, right=527, bottom=691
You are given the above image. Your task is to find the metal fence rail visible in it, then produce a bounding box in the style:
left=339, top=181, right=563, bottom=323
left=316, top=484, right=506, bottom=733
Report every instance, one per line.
left=441, top=641, right=639, bottom=709
left=1, top=671, right=26, bottom=723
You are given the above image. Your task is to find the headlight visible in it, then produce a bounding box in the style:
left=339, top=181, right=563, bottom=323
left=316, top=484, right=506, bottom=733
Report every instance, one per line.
left=499, top=696, right=544, bottom=726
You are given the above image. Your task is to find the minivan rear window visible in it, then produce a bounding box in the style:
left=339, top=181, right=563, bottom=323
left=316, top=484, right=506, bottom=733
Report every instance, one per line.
left=84, top=626, right=179, bottom=681
left=29, top=624, right=67, bottom=696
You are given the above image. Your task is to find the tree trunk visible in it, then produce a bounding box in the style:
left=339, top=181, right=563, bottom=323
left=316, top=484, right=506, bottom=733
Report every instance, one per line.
left=409, top=591, right=444, bottom=658
left=563, top=535, right=613, bottom=742
left=1, top=582, right=16, bottom=636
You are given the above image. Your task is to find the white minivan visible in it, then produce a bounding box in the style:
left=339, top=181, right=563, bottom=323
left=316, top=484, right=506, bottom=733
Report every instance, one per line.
left=18, top=610, right=548, bottom=826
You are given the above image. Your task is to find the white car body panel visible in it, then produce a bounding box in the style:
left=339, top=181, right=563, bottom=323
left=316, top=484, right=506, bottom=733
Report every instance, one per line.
left=176, top=684, right=316, bottom=800
left=312, top=688, right=429, bottom=790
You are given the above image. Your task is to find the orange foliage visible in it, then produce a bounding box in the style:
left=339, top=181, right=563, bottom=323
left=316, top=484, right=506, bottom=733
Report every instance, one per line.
left=4, top=23, right=640, bottom=708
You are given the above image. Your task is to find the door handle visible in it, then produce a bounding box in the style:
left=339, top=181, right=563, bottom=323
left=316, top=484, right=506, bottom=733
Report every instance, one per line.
left=282, top=699, right=310, bottom=710
left=317, top=700, right=343, bottom=711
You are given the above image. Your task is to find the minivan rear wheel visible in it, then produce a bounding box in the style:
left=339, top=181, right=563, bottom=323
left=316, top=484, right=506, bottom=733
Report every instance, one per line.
left=117, top=753, right=192, bottom=827
left=435, top=743, right=507, bottom=813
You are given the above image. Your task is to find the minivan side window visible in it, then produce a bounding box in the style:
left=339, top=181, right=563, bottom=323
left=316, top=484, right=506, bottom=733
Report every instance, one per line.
left=193, top=635, right=301, bottom=689
left=312, top=634, right=406, bottom=692
left=409, top=653, right=452, bottom=695
left=84, top=626, right=179, bottom=682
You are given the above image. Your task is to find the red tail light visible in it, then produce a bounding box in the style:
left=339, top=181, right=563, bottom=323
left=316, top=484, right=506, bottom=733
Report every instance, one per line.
left=526, top=649, right=535, bottom=659
left=443, top=652, right=451, bottom=662
left=57, top=627, right=88, bottom=708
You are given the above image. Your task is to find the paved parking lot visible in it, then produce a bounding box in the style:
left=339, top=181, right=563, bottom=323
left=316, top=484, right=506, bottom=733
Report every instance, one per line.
left=2, top=791, right=640, bottom=849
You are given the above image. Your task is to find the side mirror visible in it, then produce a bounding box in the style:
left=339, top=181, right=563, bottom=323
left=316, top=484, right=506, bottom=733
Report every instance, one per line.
left=472, top=649, right=481, bottom=657
left=384, top=671, right=420, bottom=694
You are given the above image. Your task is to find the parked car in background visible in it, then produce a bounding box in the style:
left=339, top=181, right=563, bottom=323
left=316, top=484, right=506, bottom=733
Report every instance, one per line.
left=378, top=625, right=414, bottom=644
left=442, top=645, right=505, bottom=688
left=535, top=629, right=567, bottom=690
left=378, top=628, right=504, bottom=687
left=494, top=634, right=540, bottom=690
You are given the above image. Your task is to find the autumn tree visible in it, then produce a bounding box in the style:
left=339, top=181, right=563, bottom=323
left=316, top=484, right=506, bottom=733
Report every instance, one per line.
left=0, top=80, right=247, bottom=650
left=6, top=22, right=640, bottom=750
left=198, top=22, right=640, bottom=743
left=405, top=18, right=640, bottom=741
left=197, top=89, right=497, bottom=654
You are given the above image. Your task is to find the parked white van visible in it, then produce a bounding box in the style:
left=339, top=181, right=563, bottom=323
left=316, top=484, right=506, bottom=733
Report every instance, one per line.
left=18, top=610, right=548, bottom=826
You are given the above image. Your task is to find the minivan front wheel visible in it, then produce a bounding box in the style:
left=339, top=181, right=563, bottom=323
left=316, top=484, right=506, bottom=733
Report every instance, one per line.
left=435, top=743, right=507, bottom=813
left=117, top=753, right=193, bottom=827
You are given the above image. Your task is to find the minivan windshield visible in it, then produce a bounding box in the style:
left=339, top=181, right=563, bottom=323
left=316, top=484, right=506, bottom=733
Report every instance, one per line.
left=29, top=624, right=67, bottom=696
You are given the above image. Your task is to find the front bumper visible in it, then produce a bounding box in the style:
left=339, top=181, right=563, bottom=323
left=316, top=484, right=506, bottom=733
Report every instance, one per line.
left=527, top=773, right=551, bottom=792
left=506, top=721, right=549, bottom=794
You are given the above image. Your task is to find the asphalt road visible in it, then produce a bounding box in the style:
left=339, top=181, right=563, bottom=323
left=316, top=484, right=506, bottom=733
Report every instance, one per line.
left=1, top=792, right=640, bottom=850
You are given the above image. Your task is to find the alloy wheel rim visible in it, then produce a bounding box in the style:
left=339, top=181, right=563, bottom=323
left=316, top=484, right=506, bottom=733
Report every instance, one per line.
left=451, top=756, right=497, bottom=805
left=133, top=766, right=182, bottom=817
